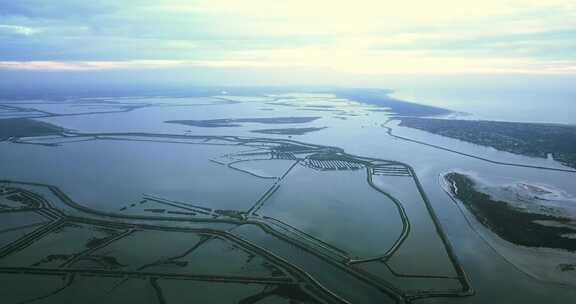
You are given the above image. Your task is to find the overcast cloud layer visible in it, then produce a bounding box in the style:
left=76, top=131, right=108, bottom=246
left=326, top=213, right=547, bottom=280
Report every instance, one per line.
left=1, top=0, right=576, bottom=77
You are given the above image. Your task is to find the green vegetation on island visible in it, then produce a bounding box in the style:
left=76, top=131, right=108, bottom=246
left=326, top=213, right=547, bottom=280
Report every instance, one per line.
left=445, top=172, right=576, bottom=252
left=0, top=118, right=64, bottom=140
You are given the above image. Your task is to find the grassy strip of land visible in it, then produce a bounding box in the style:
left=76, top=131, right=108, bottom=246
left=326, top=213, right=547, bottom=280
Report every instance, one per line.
left=165, top=117, right=320, bottom=128
left=335, top=89, right=452, bottom=117
left=399, top=117, right=576, bottom=169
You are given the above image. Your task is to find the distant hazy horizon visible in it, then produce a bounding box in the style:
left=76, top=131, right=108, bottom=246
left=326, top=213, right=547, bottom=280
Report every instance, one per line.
left=1, top=71, right=575, bottom=125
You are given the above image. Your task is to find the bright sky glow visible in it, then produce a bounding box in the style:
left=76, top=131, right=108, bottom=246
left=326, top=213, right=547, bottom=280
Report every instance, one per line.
left=0, top=0, right=575, bottom=77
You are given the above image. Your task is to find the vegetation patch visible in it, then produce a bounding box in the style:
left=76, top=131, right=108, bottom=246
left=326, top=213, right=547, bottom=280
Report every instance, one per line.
left=400, top=118, right=576, bottom=168
left=0, top=118, right=64, bottom=139
left=165, top=117, right=320, bottom=128
left=445, top=172, right=576, bottom=252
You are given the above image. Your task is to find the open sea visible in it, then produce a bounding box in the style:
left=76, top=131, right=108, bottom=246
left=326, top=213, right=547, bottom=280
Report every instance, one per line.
left=391, top=87, right=576, bottom=125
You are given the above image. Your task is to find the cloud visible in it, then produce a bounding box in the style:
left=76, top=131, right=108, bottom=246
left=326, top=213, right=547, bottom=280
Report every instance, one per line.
left=1, top=54, right=574, bottom=75
left=0, top=24, right=41, bottom=36
left=0, top=0, right=575, bottom=75
left=0, top=60, right=185, bottom=71
left=226, top=48, right=576, bottom=74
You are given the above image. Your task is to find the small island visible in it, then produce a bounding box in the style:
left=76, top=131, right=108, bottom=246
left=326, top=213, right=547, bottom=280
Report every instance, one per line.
left=165, top=117, right=321, bottom=128
left=250, top=127, right=326, bottom=135
left=444, top=172, right=576, bottom=252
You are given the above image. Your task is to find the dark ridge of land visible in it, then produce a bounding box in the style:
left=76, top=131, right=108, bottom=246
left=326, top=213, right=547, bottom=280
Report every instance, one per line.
left=165, top=117, right=321, bottom=128
left=297, top=108, right=339, bottom=112
left=445, top=172, right=576, bottom=252
left=0, top=118, right=64, bottom=139
left=303, top=105, right=337, bottom=109
left=399, top=117, right=576, bottom=169
left=0, top=85, right=285, bottom=101
left=335, top=89, right=452, bottom=117
left=250, top=127, right=327, bottom=135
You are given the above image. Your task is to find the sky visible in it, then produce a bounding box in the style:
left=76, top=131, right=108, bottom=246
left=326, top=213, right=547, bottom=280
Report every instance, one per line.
left=1, top=0, right=576, bottom=86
